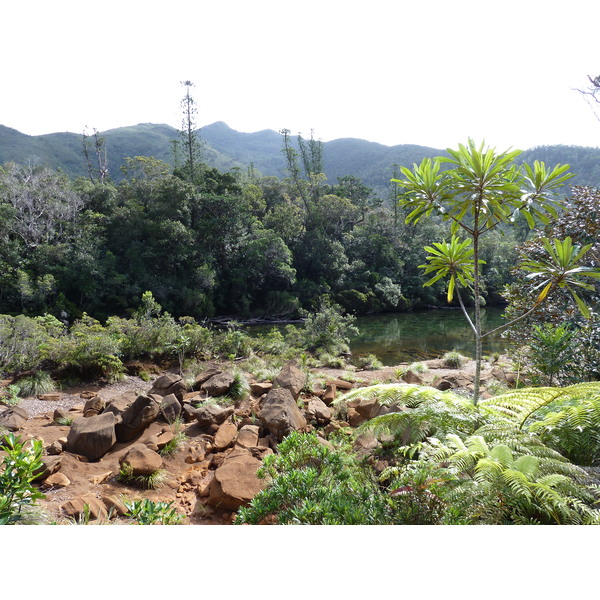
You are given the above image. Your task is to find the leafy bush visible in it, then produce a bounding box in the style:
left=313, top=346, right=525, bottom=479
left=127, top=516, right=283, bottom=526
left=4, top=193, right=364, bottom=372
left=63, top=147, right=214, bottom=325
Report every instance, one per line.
left=1, top=385, right=21, bottom=407
left=158, top=419, right=187, bottom=457
left=0, top=314, right=61, bottom=374
left=296, top=300, right=358, bottom=356
left=354, top=353, right=383, bottom=370
left=528, top=323, right=576, bottom=385
left=0, top=434, right=46, bottom=524
left=215, top=323, right=253, bottom=359
left=235, top=432, right=394, bottom=525
left=336, top=382, right=600, bottom=524
left=46, top=314, right=124, bottom=381
left=124, top=499, right=184, bottom=525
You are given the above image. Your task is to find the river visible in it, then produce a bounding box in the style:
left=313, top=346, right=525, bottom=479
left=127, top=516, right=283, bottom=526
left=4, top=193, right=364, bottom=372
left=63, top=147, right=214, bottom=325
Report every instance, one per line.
left=245, top=306, right=510, bottom=366
left=349, top=307, right=509, bottom=365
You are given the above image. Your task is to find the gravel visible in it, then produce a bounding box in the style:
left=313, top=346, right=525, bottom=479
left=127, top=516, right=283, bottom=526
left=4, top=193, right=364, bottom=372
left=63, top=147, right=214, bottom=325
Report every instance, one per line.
left=2, top=376, right=152, bottom=418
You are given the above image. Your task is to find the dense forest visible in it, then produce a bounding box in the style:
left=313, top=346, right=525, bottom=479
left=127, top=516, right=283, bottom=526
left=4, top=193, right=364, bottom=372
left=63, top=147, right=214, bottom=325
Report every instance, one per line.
left=0, top=123, right=576, bottom=323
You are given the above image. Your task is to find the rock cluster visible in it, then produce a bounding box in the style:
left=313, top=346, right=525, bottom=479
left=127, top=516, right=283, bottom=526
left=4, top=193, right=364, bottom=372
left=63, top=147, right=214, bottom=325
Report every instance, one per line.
left=0, top=356, right=517, bottom=523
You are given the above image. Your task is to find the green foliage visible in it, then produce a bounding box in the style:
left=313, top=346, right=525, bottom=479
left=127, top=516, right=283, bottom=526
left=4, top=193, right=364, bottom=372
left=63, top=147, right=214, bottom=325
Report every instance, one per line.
left=1, top=385, right=21, bottom=406
left=405, top=435, right=600, bottom=524
left=124, top=499, right=184, bottom=525
left=521, top=237, right=600, bottom=319
left=442, top=350, right=467, bottom=368
left=0, top=434, right=45, bottom=524
left=215, top=324, right=253, bottom=359
left=528, top=323, right=576, bottom=385
left=46, top=314, right=125, bottom=381
left=393, top=139, right=589, bottom=402
left=420, top=236, right=482, bottom=303
left=116, top=464, right=167, bottom=490
left=14, top=370, right=56, bottom=397
left=296, top=300, right=358, bottom=356
left=235, top=432, right=395, bottom=525
left=0, top=314, right=61, bottom=375
left=353, top=353, right=383, bottom=370
left=229, top=370, right=250, bottom=402
left=158, top=418, right=187, bottom=457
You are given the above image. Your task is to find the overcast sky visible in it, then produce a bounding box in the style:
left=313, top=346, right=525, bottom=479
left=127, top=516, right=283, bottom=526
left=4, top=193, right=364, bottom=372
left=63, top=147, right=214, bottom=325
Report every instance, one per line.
left=3, top=0, right=600, bottom=150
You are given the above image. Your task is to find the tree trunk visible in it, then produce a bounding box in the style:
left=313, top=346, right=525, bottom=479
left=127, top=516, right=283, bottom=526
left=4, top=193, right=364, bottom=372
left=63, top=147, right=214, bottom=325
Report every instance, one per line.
left=472, top=230, right=482, bottom=404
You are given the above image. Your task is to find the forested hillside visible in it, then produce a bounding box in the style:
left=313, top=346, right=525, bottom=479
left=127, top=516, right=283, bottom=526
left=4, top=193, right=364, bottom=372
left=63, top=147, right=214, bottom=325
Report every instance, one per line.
left=2, top=121, right=600, bottom=196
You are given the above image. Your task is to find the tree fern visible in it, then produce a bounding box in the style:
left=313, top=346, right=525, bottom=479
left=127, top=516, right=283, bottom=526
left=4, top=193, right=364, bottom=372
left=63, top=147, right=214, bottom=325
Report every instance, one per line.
left=479, top=382, right=600, bottom=429
left=337, top=384, right=480, bottom=450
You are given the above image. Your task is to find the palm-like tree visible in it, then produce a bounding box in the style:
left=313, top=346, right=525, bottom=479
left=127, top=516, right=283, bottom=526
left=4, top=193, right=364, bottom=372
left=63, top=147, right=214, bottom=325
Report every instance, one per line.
left=394, top=139, right=599, bottom=403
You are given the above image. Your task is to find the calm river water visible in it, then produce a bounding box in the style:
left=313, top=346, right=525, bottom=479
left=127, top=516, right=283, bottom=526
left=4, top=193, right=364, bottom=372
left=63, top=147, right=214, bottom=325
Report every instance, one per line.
left=350, top=307, right=509, bottom=365
left=245, top=306, right=509, bottom=366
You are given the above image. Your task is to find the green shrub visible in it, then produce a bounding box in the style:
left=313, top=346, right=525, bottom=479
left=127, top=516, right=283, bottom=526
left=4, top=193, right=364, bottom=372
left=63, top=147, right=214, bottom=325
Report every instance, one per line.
left=315, top=352, right=347, bottom=369
left=235, top=432, right=394, bottom=525
left=229, top=370, right=250, bottom=402
left=159, top=418, right=187, bottom=457
left=0, top=314, right=60, bottom=374
left=0, top=434, right=46, bottom=524
left=297, top=300, right=358, bottom=356
left=15, top=370, right=56, bottom=397
left=116, top=464, right=166, bottom=490
left=124, top=499, right=184, bottom=525
left=528, top=323, right=576, bottom=386
left=1, top=385, right=21, bottom=407
left=215, top=324, right=253, bottom=359
left=442, top=351, right=467, bottom=369
left=354, top=353, right=383, bottom=370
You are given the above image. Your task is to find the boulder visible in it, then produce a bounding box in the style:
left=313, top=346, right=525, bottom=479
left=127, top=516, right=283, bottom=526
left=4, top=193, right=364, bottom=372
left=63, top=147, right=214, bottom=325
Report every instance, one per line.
left=38, top=393, right=61, bottom=401
left=201, top=372, right=235, bottom=397
left=41, top=473, right=71, bottom=489
left=328, top=379, right=353, bottom=390
left=53, top=408, right=71, bottom=423
left=119, top=443, right=163, bottom=476
left=149, top=373, right=187, bottom=401
left=402, top=371, right=424, bottom=385
left=193, top=367, right=223, bottom=390
left=115, top=394, right=161, bottom=443
left=435, top=379, right=453, bottom=391
left=235, top=425, right=260, bottom=448
left=259, top=387, right=307, bottom=441
left=213, top=419, right=238, bottom=451
left=65, top=412, right=117, bottom=461
left=60, top=494, right=109, bottom=522
left=305, top=398, right=332, bottom=425
left=347, top=407, right=367, bottom=428
left=272, top=361, right=306, bottom=400
left=32, top=455, right=62, bottom=482
left=159, top=393, right=182, bottom=424
left=83, top=396, right=105, bottom=417
left=104, top=391, right=137, bottom=418
left=207, top=447, right=267, bottom=511
left=354, top=397, right=381, bottom=420
left=0, top=405, right=29, bottom=431
left=250, top=382, right=272, bottom=396
left=194, top=403, right=234, bottom=429
left=322, top=384, right=336, bottom=405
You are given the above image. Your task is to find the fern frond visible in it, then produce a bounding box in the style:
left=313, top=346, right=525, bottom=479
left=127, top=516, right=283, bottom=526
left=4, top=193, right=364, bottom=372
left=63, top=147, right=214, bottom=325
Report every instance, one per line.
left=335, top=383, right=464, bottom=410
left=480, top=382, right=600, bottom=430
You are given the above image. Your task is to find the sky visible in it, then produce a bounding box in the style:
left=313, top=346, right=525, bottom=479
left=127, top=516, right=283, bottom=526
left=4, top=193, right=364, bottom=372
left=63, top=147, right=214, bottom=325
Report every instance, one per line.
left=2, top=0, right=600, bottom=151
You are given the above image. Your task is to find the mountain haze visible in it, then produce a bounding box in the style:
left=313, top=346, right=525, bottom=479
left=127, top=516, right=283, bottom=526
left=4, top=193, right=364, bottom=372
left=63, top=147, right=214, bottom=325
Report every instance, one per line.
left=1, top=122, right=600, bottom=194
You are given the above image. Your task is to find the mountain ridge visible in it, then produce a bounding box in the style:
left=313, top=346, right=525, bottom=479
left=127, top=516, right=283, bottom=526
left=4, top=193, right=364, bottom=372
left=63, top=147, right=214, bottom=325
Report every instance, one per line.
left=1, top=121, right=599, bottom=194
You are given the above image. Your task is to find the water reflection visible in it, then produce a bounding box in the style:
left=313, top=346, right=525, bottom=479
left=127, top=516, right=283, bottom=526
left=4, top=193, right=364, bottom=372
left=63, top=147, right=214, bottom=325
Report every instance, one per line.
left=351, top=307, right=509, bottom=365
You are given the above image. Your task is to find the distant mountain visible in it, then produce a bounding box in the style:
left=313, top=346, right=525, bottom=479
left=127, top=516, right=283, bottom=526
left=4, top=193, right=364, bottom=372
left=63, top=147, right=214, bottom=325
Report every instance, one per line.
left=1, top=122, right=599, bottom=196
